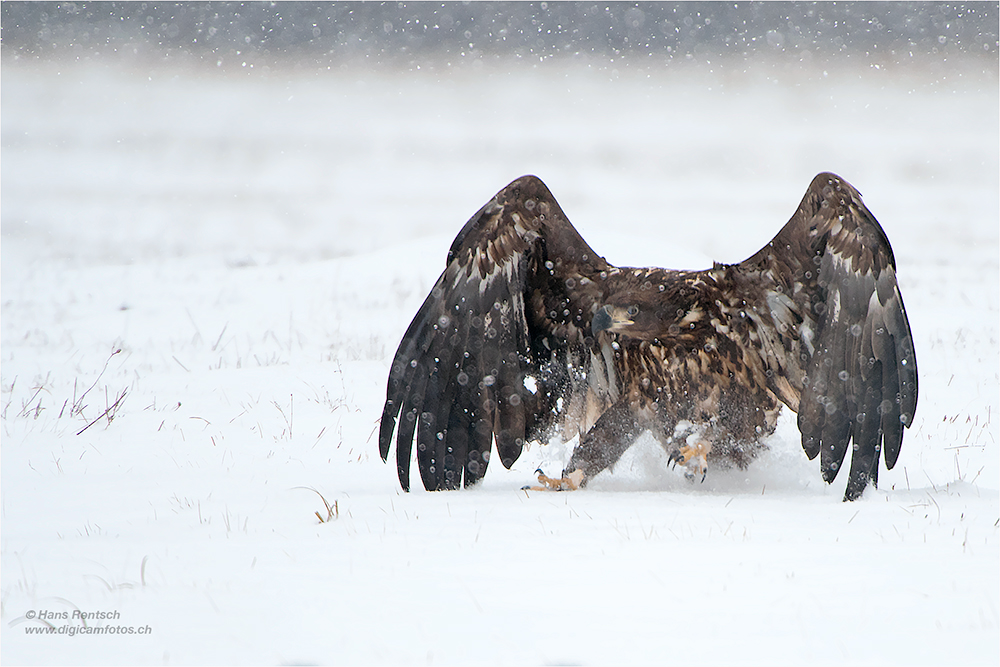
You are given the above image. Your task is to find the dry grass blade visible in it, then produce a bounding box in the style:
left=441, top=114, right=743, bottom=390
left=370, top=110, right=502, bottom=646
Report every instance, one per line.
left=76, top=388, right=128, bottom=435
left=294, top=486, right=339, bottom=523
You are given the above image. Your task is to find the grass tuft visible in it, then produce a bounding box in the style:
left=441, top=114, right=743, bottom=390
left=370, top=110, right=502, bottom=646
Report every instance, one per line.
left=295, top=486, right=339, bottom=523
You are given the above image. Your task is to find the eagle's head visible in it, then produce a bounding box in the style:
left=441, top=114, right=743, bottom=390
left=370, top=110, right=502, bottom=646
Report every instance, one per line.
left=591, top=292, right=700, bottom=342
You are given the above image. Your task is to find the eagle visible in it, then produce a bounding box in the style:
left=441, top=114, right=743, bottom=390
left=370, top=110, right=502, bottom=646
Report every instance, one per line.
left=378, top=173, right=917, bottom=501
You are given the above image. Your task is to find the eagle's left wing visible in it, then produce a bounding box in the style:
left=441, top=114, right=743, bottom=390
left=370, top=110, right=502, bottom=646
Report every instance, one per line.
left=736, top=172, right=918, bottom=500
left=379, top=176, right=611, bottom=491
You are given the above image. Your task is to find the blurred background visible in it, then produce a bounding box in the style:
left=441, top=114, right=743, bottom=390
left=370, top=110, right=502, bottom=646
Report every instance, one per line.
left=3, top=1, right=997, bottom=268
left=4, top=2, right=995, bottom=68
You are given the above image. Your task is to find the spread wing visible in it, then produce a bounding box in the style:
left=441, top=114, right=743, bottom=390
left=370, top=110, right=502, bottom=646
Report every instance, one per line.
left=738, top=172, right=918, bottom=500
left=378, top=176, right=611, bottom=490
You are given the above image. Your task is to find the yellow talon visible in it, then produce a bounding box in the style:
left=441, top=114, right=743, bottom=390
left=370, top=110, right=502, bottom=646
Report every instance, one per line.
left=527, top=468, right=584, bottom=491
left=670, top=440, right=712, bottom=482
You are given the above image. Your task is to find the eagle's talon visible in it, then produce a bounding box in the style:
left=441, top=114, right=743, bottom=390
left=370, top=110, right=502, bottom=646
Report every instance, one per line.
left=529, top=468, right=584, bottom=491
left=672, top=440, right=711, bottom=483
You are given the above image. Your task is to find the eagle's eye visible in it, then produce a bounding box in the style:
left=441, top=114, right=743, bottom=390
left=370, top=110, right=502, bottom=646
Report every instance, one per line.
left=626, top=305, right=639, bottom=317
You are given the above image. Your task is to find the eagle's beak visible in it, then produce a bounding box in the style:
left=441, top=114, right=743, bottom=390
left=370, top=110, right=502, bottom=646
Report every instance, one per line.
left=591, top=304, right=632, bottom=336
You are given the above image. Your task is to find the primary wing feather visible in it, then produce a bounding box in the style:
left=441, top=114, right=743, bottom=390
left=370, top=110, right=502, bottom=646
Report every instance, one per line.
left=379, top=176, right=610, bottom=490
left=737, top=172, right=918, bottom=499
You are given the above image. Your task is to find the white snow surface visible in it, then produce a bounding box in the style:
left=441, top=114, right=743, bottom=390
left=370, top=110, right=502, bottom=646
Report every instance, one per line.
left=2, top=57, right=998, bottom=665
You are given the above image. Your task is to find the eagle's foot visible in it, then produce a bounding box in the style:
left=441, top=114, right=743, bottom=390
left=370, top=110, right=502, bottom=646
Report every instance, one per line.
left=669, top=440, right=711, bottom=483
left=524, top=468, right=585, bottom=491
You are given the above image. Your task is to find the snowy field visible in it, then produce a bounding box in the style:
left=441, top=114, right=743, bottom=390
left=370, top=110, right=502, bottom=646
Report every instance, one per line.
left=2, top=54, right=998, bottom=665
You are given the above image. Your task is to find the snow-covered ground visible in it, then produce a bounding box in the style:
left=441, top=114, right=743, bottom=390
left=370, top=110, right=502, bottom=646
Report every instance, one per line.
left=2, top=56, right=998, bottom=665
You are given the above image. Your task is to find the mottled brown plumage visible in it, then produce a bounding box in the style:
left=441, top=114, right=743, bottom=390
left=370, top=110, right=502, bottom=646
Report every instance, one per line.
left=379, top=173, right=917, bottom=500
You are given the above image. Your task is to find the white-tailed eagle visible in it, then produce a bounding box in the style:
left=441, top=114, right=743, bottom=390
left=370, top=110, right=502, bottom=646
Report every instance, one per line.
left=379, top=173, right=917, bottom=501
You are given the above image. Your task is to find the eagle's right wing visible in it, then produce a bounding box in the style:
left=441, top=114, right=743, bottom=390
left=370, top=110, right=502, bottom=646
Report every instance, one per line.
left=737, top=173, right=918, bottom=500
left=379, top=176, right=611, bottom=491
